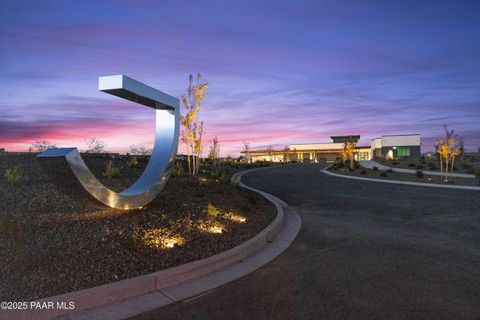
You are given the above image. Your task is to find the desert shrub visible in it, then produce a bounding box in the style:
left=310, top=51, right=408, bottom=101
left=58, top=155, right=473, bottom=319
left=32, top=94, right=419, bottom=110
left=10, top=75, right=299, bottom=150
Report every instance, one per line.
left=5, top=166, right=22, bottom=184
left=416, top=165, right=424, bottom=170
left=361, top=170, right=367, bottom=174
left=334, top=162, right=345, bottom=169
left=171, top=162, right=184, bottom=177
left=386, top=168, right=393, bottom=173
left=380, top=172, right=387, bottom=177
left=103, top=160, right=119, bottom=178
left=408, top=163, right=416, bottom=168
left=372, top=166, right=378, bottom=171
left=198, top=177, right=208, bottom=186
left=428, top=163, right=437, bottom=170
left=416, top=170, right=424, bottom=178
left=354, top=162, right=360, bottom=169
left=127, top=157, right=138, bottom=168
left=461, top=164, right=474, bottom=174
left=210, top=168, right=226, bottom=181
left=392, top=161, right=399, bottom=165
left=348, top=167, right=354, bottom=172
left=447, top=180, right=455, bottom=185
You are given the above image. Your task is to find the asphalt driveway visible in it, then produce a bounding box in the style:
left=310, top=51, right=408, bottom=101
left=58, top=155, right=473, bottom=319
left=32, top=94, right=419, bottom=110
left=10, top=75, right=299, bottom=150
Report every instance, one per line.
left=131, top=164, right=480, bottom=320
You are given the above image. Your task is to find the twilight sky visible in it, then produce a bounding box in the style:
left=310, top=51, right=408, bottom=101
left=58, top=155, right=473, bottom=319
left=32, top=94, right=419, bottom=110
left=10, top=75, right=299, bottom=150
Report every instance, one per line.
left=1, top=0, right=479, bottom=156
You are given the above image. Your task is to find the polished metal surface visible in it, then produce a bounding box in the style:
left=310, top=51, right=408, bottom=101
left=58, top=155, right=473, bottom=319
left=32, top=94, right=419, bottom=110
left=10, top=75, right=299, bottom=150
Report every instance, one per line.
left=37, top=75, right=180, bottom=210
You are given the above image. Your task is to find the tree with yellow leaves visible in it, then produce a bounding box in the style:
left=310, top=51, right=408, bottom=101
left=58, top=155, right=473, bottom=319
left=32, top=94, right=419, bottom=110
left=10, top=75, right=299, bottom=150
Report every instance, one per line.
left=340, top=142, right=356, bottom=170
left=181, top=74, right=208, bottom=176
left=435, top=125, right=460, bottom=181
left=192, top=121, right=204, bottom=175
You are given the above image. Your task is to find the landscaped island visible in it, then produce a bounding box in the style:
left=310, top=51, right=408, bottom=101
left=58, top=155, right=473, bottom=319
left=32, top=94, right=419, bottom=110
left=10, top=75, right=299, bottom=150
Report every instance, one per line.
left=328, top=158, right=480, bottom=187
left=0, top=153, right=276, bottom=302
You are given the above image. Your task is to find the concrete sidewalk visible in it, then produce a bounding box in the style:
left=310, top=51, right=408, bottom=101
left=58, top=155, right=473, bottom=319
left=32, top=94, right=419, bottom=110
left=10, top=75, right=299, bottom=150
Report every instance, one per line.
left=360, top=160, right=476, bottom=178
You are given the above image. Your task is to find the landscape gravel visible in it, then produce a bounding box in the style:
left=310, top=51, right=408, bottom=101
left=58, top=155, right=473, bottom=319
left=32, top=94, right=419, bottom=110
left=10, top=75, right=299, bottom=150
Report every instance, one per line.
left=0, top=154, right=276, bottom=301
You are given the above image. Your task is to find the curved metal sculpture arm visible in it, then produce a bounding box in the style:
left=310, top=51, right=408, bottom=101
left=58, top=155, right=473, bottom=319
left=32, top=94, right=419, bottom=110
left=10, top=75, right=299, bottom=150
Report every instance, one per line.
left=37, top=75, right=180, bottom=210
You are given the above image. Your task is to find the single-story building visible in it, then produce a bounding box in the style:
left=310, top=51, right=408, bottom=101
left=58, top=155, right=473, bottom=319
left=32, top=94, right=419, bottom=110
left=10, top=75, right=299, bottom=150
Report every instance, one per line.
left=244, top=135, right=372, bottom=163
left=243, top=134, right=422, bottom=163
left=370, top=134, right=421, bottom=159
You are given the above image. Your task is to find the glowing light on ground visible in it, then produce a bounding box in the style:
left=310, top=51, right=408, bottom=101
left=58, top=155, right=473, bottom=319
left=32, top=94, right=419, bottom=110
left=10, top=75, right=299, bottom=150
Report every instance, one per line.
left=198, top=220, right=224, bottom=234
left=225, top=212, right=246, bottom=223
left=207, top=203, right=221, bottom=217
left=142, top=228, right=185, bottom=249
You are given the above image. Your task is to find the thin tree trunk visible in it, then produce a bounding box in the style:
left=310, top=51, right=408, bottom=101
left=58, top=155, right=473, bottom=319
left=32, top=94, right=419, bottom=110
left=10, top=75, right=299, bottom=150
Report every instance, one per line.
left=186, top=129, right=191, bottom=176
left=445, top=157, right=449, bottom=181
left=450, top=156, right=455, bottom=174
left=439, top=156, right=443, bottom=179
left=192, top=147, right=196, bottom=176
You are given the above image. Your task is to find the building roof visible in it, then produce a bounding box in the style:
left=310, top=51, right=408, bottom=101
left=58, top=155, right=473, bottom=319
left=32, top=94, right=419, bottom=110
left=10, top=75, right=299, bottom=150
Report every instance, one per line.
left=290, top=143, right=344, bottom=151
left=371, top=133, right=420, bottom=140
left=330, top=135, right=360, bottom=139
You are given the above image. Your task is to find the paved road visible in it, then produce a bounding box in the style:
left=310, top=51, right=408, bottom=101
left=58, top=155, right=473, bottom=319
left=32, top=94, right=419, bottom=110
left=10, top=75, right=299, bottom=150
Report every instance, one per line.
left=131, top=164, right=480, bottom=320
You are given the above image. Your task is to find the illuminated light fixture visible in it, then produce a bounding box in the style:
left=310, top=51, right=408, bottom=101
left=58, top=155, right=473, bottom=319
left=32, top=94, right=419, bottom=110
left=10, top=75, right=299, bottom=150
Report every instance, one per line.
left=198, top=220, right=224, bottom=234
left=142, top=228, right=185, bottom=249
left=225, top=212, right=246, bottom=223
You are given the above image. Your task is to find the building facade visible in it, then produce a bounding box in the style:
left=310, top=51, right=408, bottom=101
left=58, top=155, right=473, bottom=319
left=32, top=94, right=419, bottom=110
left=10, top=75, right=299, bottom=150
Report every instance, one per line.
left=244, top=134, right=421, bottom=163
left=370, top=134, right=421, bottom=159
left=245, top=135, right=372, bottom=163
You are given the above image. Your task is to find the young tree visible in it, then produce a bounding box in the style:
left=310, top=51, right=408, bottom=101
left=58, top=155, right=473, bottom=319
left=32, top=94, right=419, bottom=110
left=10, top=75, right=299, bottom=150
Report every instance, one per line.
left=181, top=74, right=208, bottom=175
left=85, top=137, right=106, bottom=153
left=341, top=142, right=356, bottom=169
left=242, top=141, right=251, bottom=163
left=31, top=140, right=57, bottom=152
left=267, top=145, right=273, bottom=162
left=436, top=125, right=461, bottom=181
left=192, top=121, right=204, bottom=175
left=209, top=136, right=220, bottom=166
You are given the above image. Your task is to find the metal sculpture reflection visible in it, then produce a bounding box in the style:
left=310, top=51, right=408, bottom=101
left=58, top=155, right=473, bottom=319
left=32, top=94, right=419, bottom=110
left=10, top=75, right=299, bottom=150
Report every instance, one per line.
left=37, top=75, right=180, bottom=209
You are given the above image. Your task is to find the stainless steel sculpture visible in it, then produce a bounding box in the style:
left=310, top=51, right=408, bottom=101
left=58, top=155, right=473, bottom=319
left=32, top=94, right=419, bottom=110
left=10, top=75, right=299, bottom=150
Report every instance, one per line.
left=37, top=75, right=180, bottom=210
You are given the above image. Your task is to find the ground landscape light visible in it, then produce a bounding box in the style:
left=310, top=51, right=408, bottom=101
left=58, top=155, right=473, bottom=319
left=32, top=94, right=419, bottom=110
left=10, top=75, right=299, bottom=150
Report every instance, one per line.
left=198, top=220, right=225, bottom=233
left=225, top=212, right=247, bottom=223
left=142, top=228, right=185, bottom=249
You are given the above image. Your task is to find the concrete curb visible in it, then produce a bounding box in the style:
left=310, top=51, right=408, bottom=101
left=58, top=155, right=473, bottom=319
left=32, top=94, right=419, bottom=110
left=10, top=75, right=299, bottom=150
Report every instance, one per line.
left=2, top=168, right=300, bottom=320
left=321, top=167, right=480, bottom=191
left=359, top=160, right=476, bottom=179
